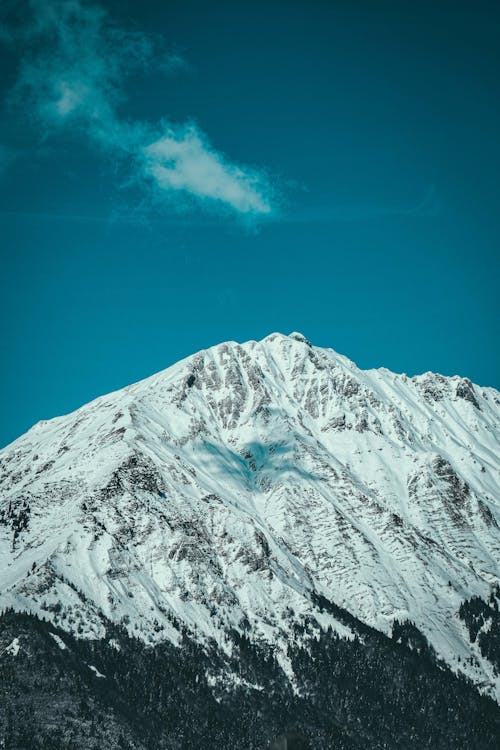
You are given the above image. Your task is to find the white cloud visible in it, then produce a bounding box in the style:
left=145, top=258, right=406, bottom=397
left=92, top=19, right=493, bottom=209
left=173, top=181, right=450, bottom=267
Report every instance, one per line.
left=143, top=127, right=272, bottom=214
left=7, top=0, right=275, bottom=218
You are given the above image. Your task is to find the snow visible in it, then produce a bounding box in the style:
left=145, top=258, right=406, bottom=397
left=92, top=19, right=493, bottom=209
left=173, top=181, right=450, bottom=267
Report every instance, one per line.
left=0, top=332, right=498, bottom=699
left=49, top=632, right=67, bottom=650
left=3, top=637, right=20, bottom=657
left=88, top=664, right=106, bottom=678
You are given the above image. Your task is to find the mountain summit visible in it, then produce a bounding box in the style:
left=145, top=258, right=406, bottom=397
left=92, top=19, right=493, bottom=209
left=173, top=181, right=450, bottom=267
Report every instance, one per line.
left=1, top=333, right=499, bottom=700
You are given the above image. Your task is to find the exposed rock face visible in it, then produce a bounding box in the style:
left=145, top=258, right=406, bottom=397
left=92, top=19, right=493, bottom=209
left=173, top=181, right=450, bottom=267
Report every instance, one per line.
left=0, top=333, right=499, bottom=698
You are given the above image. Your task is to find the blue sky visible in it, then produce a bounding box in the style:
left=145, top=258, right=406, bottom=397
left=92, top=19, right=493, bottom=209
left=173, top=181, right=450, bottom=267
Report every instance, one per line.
left=1, top=0, right=499, bottom=447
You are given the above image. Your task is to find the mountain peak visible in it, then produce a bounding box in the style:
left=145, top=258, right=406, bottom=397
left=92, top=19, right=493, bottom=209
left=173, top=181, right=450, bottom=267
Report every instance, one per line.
left=260, top=330, right=312, bottom=346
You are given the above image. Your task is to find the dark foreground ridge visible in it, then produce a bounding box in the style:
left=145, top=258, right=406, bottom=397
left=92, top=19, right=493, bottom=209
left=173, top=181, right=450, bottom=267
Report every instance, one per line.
left=0, top=608, right=498, bottom=750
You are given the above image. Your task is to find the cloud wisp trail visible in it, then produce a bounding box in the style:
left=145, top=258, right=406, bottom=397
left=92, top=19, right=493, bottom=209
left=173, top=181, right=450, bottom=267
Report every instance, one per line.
left=5, top=0, right=275, bottom=218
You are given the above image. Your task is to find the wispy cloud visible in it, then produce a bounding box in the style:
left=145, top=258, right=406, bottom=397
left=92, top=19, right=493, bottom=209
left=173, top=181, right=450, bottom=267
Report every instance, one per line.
left=4, top=0, right=275, bottom=218
left=285, top=185, right=440, bottom=224
left=405, top=185, right=440, bottom=217
left=159, top=52, right=192, bottom=76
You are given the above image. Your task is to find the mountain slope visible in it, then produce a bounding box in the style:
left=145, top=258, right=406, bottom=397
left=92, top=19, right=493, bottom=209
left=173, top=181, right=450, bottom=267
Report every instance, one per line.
left=1, top=332, right=499, bottom=700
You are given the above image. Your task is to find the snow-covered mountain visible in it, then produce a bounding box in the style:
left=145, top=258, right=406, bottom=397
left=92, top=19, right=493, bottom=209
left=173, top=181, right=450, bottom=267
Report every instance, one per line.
left=1, top=333, right=499, bottom=698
